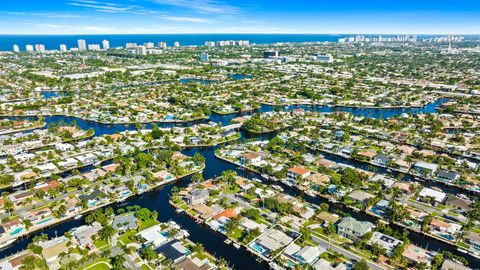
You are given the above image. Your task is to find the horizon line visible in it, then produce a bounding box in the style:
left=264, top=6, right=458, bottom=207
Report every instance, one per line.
left=1, top=32, right=478, bottom=36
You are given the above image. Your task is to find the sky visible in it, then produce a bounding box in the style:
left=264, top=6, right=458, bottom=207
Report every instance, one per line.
left=0, top=0, right=479, bottom=35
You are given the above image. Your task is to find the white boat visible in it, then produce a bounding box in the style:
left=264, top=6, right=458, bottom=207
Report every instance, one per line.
left=0, top=239, right=15, bottom=250
left=261, top=174, right=268, bottom=179
left=272, top=185, right=284, bottom=192
left=74, top=214, right=83, bottom=220
left=252, top=178, right=262, bottom=183
left=233, top=243, right=241, bottom=249
left=457, top=248, right=468, bottom=254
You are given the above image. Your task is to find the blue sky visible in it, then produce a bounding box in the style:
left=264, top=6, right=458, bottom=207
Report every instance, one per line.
left=0, top=0, right=479, bottom=34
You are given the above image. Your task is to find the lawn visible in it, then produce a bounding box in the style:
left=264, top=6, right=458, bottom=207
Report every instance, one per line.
left=93, top=239, right=108, bottom=251
left=119, top=230, right=138, bottom=245
left=139, top=218, right=160, bottom=230
left=227, top=227, right=244, bottom=241
left=84, top=262, right=110, bottom=270
left=82, top=259, right=110, bottom=270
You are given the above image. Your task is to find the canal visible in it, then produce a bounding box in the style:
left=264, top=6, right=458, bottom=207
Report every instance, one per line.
left=3, top=98, right=479, bottom=269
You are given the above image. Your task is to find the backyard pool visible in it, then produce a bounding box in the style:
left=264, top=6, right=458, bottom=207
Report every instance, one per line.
left=36, top=218, right=53, bottom=225
left=9, top=227, right=23, bottom=236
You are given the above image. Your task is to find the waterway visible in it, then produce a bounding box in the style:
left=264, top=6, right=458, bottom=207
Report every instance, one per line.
left=2, top=98, right=478, bottom=269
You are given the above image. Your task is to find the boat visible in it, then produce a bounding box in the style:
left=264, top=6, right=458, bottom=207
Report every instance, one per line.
left=261, top=174, right=268, bottom=179
left=74, top=214, right=83, bottom=220
left=457, top=248, right=468, bottom=254
left=271, top=185, right=284, bottom=192
left=0, top=239, right=16, bottom=250
left=233, top=243, right=241, bottom=249
left=252, top=178, right=262, bottom=183
left=224, top=239, right=232, bottom=244
left=175, top=208, right=183, bottom=213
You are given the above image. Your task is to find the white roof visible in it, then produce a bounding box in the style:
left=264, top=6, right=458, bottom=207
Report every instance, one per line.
left=138, top=225, right=167, bottom=247
left=419, top=188, right=446, bottom=202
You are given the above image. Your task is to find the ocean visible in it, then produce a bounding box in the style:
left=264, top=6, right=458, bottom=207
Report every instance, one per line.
left=1, top=33, right=479, bottom=52
left=0, top=34, right=348, bottom=51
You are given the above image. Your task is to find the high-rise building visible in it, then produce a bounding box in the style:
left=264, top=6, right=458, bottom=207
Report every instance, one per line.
left=204, top=41, right=215, bottom=47
left=12, top=44, right=20, bottom=53
left=263, top=50, right=279, bottom=59
left=238, top=40, right=250, bottom=46
left=158, top=42, right=167, bottom=49
left=26, top=44, right=34, bottom=52
left=59, top=44, right=67, bottom=52
left=200, top=52, right=209, bottom=62
left=173, top=41, right=180, bottom=47
left=88, top=44, right=101, bottom=50
left=144, top=42, right=154, bottom=48
left=135, top=46, right=147, bottom=55
left=77, top=39, right=87, bottom=51
left=34, top=44, right=46, bottom=52
left=102, top=40, right=110, bottom=50
left=126, top=43, right=137, bottom=49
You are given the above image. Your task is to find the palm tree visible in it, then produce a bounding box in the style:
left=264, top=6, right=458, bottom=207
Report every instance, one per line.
left=98, top=225, right=116, bottom=244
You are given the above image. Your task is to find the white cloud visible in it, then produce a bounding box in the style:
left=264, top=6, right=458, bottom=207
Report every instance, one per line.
left=68, top=0, right=138, bottom=13
left=158, top=15, right=212, bottom=23
left=151, top=0, right=239, bottom=14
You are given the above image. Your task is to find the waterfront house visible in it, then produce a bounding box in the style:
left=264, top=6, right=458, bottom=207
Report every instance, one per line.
left=373, top=153, right=391, bottom=166
left=41, top=236, right=69, bottom=264
left=1, top=218, right=21, bottom=231
left=369, top=232, right=403, bottom=257
left=254, top=228, right=294, bottom=254
left=75, top=153, right=98, bottom=166
left=305, top=173, right=330, bottom=187
left=441, top=259, right=472, bottom=270
left=347, top=190, right=375, bottom=206
left=315, top=212, right=340, bottom=225
left=186, top=189, right=209, bottom=205
left=464, top=231, right=480, bottom=252
left=153, top=170, right=174, bottom=182
left=73, top=222, right=102, bottom=247
left=36, top=163, right=60, bottom=177
left=412, top=161, right=438, bottom=177
left=436, top=169, right=460, bottom=183
left=337, top=217, right=375, bottom=241
left=137, top=224, right=168, bottom=248
left=156, top=240, right=190, bottom=263
left=430, top=219, right=462, bottom=235
left=112, top=214, right=138, bottom=231
left=240, top=152, right=263, bottom=165
left=357, top=150, right=377, bottom=161
left=314, top=158, right=335, bottom=169
left=402, top=244, right=434, bottom=265
left=57, top=158, right=78, bottom=170
left=287, top=166, right=312, bottom=182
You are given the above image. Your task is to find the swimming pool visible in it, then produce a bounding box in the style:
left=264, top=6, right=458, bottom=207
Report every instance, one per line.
left=88, top=200, right=98, bottom=207
left=10, top=227, right=23, bottom=236
left=250, top=242, right=268, bottom=256
left=36, top=218, right=53, bottom=225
